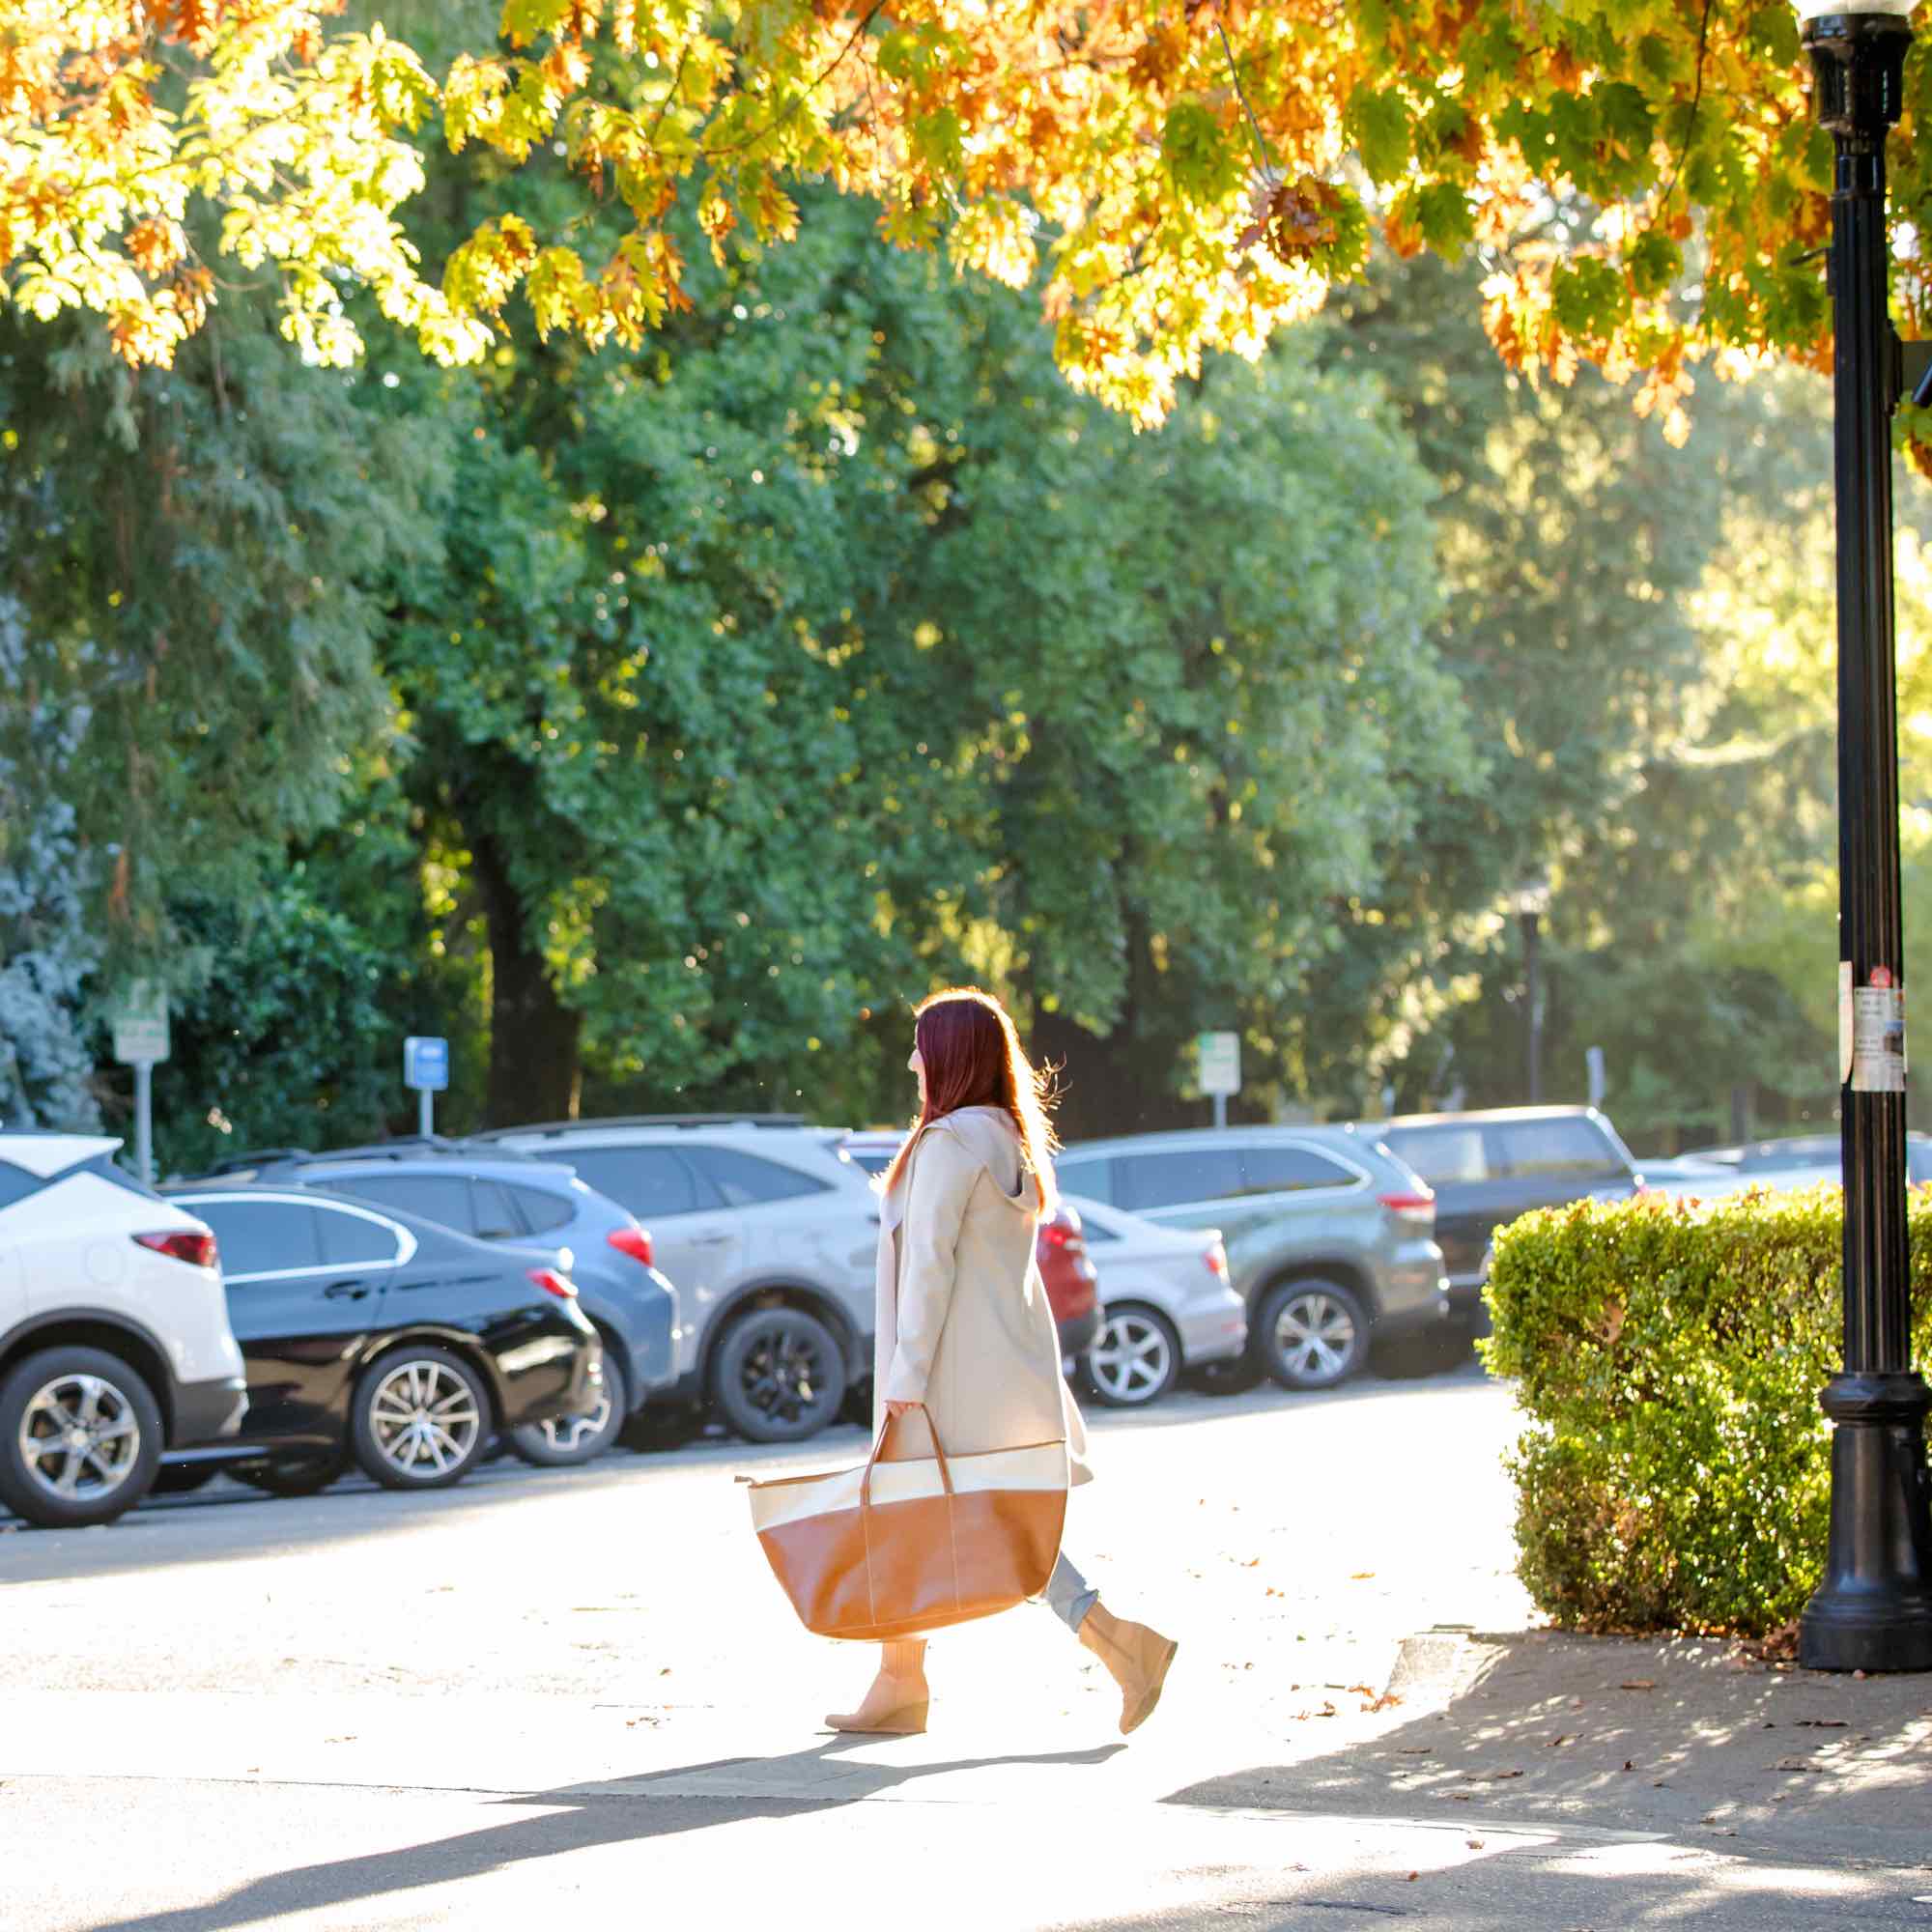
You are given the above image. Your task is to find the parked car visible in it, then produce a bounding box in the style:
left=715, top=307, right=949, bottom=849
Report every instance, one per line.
left=473, top=1115, right=877, bottom=1443
left=163, top=1182, right=603, bottom=1493
left=838, top=1129, right=1102, bottom=1369
left=1065, top=1197, right=1245, bottom=1407
left=1365, top=1106, right=1642, bottom=1329
left=1679, top=1129, right=1932, bottom=1184
left=0, top=1133, right=246, bottom=1527
left=1053, top=1126, right=1448, bottom=1391
left=205, top=1143, right=678, bottom=1467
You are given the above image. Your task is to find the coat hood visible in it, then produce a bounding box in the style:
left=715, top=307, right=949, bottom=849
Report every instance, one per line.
left=880, top=1105, right=1036, bottom=1231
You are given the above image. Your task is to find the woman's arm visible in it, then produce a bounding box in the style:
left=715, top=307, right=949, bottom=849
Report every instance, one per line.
left=881, top=1129, right=979, bottom=1406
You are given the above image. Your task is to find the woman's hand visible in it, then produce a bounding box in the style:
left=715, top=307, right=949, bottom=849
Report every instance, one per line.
left=884, top=1399, right=921, bottom=1419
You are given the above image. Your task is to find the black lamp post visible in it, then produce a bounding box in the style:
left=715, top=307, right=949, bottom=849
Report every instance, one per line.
left=1795, top=0, right=1932, bottom=1673
left=1512, top=872, right=1551, bottom=1105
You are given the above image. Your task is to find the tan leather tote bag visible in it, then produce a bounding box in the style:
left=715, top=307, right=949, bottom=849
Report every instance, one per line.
left=744, top=1406, right=1067, bottom=1641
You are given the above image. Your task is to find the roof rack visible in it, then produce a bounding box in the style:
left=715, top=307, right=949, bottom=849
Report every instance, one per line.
left=197, top=1147, right=316, bottom=1177
left=471, top=1113, right=810, bottom=1139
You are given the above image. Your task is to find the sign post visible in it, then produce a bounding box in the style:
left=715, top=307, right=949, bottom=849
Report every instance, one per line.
left=111, top=982, right=170, bottom=1187
left=1197, top=1031, right=1241, bottom=1131
left=404, top=1036, right=449, bottom=1137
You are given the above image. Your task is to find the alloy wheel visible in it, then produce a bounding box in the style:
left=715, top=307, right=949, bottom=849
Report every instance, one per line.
left=16, top=1372, right=143, bottom=1506
left=1088, top=1312, right=1177, bottom=1406
left=367, top=1360, right=483, bottom=1478
left=536, top=1388, right=613, bottom=1456
left=739, top=1325, right=827, bottom=1426
left=1271, top=1290, right=1359, bottom=1386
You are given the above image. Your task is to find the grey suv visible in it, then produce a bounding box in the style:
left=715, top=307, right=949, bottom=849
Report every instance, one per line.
left=1054, top=1127, right=1448, bottom=1390
left=474, top=1115, right=878, bottom=1444
left=1367, top=1107, right=1641, bottom=1329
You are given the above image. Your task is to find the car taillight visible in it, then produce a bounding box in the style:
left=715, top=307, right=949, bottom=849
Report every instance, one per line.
left=134, top=1231, right=218, bottom=1269
left=1205, top=1240, right=1229, bottom=1279
left=529, top=1267, right=577, bottom=1298
left=1378, top=1191, right=1436, bottom=1229
left=608, top=1225, right=655, bottom=1270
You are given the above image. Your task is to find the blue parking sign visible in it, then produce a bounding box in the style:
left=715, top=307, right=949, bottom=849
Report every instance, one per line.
left=404, top=1036, right=450, bottom=1093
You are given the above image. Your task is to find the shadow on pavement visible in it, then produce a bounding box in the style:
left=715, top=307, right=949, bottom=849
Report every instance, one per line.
left=72, top=1740, right=1127, bottom=1932
left=1159, top=1628, right=1932, bottom=1867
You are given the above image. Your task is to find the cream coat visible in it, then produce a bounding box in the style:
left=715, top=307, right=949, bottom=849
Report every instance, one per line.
left=872, top=1105, right=1093, bottom=1486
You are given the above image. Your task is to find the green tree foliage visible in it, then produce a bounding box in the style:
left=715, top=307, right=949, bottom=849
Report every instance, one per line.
left=0, top=310, right=438, bottom=977
left=0, top=600, right=99, bottom=1131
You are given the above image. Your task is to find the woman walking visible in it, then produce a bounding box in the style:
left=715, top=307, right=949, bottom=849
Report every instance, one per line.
left=827, top=986, right=1178, bottom=1738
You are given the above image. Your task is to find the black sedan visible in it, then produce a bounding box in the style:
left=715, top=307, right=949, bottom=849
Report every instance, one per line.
left=159, top=1183, right=603, bottom=1495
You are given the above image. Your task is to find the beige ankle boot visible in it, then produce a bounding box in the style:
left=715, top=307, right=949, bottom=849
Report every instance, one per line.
left=1078, top=1602, right=1178, bottom=1735
left=825, top=1639, right=929, bottom=1734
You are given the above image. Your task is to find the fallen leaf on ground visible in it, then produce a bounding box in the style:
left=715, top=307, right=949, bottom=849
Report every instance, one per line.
left=1399, top=1746, right=1434, bottom=1755
left=1622, top=1760, right=1635, bottom=1772
left=1775, top=1756, right=1827, bottom=1773
left=1406, top=1873, right=1419, bottom=1882
left=1547, top=1734, right=1572, bottom=1747
left=1796, top=1719, right=1848, bottom=1728
left=1466, top=1837, right=1485, bottom=1849
left=1619, top=1680, right=1657, bottom=1691
left=1349, top=1571, right=1377, bottom=1580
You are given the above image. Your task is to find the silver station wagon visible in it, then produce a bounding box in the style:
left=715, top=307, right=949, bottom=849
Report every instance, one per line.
left=1053, top=1126, right=1450, bottom=1391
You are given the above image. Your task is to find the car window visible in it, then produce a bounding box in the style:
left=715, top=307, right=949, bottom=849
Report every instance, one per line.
left=1054, top=1157, right=1115, bottom=1206
left=1079, top=1218, right=1121, bottom=1243
left=565, top=1146, right=713, bottom=1218
left=317, top=1205, right=404, bottom=1266
left=194, top=1199, right=321, bottom=1276
left=322, top=1172, right=474, bottom=1232
left=471, top=1179, right=527, bottom=1239
left=509, top=1182, right=575, bottom=1234
left=0, top=1161, right=42, bottom=1209
left=1381, top=1126, right=1490, bottom=1185
left=1913, top=1143, right=1932, bottom=1185
left=1739, top=1135, right=1838, bottom=1172
left=1238, top=1146, right=1355, bottom=1194
left=1117, top=1148, right=1246, bottom=1211
left=1492, top=1118, right=1625, bottom=1179
left=840, top=1149, right=894, bottom=1177
left=683, top=1146, right=828, bottom=1208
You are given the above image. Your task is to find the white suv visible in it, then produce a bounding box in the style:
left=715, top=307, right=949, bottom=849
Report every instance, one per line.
left=0, top=1133, right=246, bottom=1527
left=474, top=1116, right=878, bottom=1442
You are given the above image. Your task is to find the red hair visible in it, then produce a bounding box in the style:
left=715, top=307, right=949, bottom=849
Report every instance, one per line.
left=882, top=986, right=1060, bottom=1213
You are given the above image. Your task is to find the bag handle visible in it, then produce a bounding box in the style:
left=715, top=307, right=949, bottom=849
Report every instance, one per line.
left=859, top=1402, right=954, bottom=1509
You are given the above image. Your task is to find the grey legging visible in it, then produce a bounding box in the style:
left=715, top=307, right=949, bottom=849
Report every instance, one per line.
left=1043, top=1551, right=1099, bottom=1633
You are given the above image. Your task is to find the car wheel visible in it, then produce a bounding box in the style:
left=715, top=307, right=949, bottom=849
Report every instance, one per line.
left=710, top=1306, right=846, bottom=1444
left=350, top=1347, right=492, bottom=1491
left=234, top=1453, right=349, bottom=1497
left=1258, top=1277, right=1369, bottom=1391
left=150, top=1463, right=222, bottom=1496
left=509, top=1355, right=626, bottom=1468
left=1083, top=1305, right=1181, bottom=1408
left=0, top=1346, right=163, bottom=1528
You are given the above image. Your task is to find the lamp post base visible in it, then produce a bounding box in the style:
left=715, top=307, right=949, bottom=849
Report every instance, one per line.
left=1799, top=1372, right=1932, bottom=1672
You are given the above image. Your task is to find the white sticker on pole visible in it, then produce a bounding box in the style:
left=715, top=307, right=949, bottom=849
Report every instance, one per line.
left=1850, top=966, right=1906, bottom=1094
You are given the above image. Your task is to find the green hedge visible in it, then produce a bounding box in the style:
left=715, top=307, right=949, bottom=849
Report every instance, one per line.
left=1483, top=1185, right=1932, bottom=1635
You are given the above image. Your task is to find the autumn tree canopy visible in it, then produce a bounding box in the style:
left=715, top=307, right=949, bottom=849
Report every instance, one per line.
left=2, top=0, right=1889, bottom=432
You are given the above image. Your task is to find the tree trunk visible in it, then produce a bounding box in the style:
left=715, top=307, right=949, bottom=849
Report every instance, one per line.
left=468, top=824, right=582, bottom=1127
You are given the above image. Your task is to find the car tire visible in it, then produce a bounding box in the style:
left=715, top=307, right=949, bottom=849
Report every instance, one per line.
left=710, top=1306, right=847, bottom=1444
left=0, top=1346, right=163, bottom=1528
left=1083, top=1304, right=1182, bottom=1408
left=150, top=1463, right=222, bottom=1495
left=234, top=1452, right=349, bottom=1497
left=350, top=1346, right=492, bottom=1491
left=509, top=1355, right=626, bottom=1468
left=1257, top=1277, right=1370, bottom=1391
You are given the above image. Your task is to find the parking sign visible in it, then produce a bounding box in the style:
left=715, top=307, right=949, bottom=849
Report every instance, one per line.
left=404, top=1037, right=450, bottom=1093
